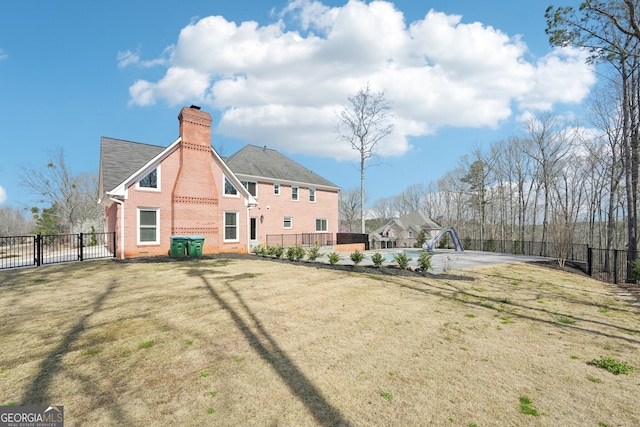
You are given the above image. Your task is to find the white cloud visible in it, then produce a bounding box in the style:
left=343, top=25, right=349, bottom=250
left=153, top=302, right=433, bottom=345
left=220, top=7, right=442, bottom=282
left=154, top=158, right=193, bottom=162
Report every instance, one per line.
left=0, top=49, right=7, bottom=61
left=0, top=186, right=6, bottom=204
left=126, top=0, right=595, bottom=160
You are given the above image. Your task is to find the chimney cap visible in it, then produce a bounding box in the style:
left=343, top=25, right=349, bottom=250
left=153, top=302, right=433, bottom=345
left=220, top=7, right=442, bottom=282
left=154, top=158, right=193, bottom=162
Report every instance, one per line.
left=189, top=105, right=201, bottom=110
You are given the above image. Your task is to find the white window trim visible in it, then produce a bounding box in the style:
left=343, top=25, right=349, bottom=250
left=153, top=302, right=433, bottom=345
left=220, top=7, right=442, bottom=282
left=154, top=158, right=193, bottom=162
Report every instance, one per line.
left=224, top=211, right=240, bottom=242
left=309, top=188, right=316, bottom=203
left=291, top=186, right=299, bottom=201
left=137, top=207, right=160, bottom=245
left=242, top=181, right=258, bottom=198
left=315, top=218, right=328, bottom=232
left=274, top=183, right=280, bottom=195
left=224, top=175, right=240, bottom=198
left=136, top=166, right=161, bottom=192
left=283, top=216, right=293, bottom=229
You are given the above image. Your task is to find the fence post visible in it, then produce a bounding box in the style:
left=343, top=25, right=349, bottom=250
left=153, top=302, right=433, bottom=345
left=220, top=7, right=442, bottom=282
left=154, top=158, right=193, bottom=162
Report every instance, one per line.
left=587, top=246, right=592, bottom=277
left=614, top=250, right=618, bottom=285
left=111, top=231, right=117, bottom=258
left=79, top=233, right=84, bottom=261
left=34, top=235, right=40, bottom=266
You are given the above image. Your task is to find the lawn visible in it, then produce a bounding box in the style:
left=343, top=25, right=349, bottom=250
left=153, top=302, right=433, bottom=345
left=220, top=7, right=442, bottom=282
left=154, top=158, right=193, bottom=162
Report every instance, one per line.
left=1, top=256, right=639, bottom=426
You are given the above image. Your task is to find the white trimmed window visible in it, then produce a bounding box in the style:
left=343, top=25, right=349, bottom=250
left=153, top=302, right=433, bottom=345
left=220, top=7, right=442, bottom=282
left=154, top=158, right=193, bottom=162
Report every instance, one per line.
left=309, top=188, right=316, bottom=202
left=315, top=218, right=328, bottom=232
left=224, top=176, right=238, bottom=196
left=242, top=181, right=257, bottom=197
left=137, top=168, right=160, bottom=191
left=283, top=216, right=293, bottom=229
left=292, top=186, right=299, bottom=201
left=274, top=183, right=280, bottom=195
left=138, top=208, right=159, bottom=244
left=224, top=211, right=239, bottom=242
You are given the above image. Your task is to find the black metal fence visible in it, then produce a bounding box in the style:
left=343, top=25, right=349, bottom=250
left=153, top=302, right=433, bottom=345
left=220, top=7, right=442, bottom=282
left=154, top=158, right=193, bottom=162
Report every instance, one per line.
left=0, top=232, right=116, bottom=270
left=265, top=233, right=369, bottom=250
left=461, top=238, right=589, bottom=262
left=461, top=238, right=637, bottom=285
left=587, top=248, right=637, bottom=285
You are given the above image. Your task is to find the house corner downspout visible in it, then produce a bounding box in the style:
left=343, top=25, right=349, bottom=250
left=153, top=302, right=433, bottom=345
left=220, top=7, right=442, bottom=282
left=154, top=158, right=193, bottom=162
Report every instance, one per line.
left=109, top=197, right=125, bottom=260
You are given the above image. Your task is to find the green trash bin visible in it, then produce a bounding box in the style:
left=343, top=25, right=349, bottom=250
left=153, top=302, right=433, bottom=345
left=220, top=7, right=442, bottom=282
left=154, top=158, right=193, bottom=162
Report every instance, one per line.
left=170, top=236, right=188, bottom=257
left=187, top=236, right=205, bottom=257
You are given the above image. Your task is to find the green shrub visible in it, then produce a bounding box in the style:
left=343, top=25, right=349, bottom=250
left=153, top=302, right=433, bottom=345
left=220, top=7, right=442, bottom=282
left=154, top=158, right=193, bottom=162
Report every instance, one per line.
left=252, top=244, right=267, bottom=256
left=394, top=252, right=409, bottom=269
left=463, top=237, right=472, bottom=250
left=350, top=250, right=364, bottom=265
left=307, top=244, right=323, bottom=261
left=414, top=229, right=427, bottom=248
left=327, top=252, right=341, bottom=265
left=272, top=245, right=284, bottom=259
left=417, top=251, right=432, bottom=272
left=631, top=259, right=640, bottom=283
left=89, top=225, right=98, bottom=247
left=286, top=245, right=306, bottom=261
left=293, top=245, right=306, bottom=261
left=370, top=252, right=385, bottom=268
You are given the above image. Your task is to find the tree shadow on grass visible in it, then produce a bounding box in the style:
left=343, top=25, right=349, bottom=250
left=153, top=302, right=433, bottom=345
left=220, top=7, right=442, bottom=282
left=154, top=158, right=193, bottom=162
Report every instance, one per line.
left=20, top=279, right=134, bottom=425
left=189, top=268, right=352, bottom=427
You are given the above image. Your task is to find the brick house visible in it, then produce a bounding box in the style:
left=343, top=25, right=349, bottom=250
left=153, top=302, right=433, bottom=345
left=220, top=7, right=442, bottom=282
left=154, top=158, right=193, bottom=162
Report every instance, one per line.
left=98, top=106, right=340, bottom=258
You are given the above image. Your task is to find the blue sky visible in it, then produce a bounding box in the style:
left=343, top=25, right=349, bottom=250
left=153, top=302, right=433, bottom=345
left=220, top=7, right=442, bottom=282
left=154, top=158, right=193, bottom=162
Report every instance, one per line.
left=0, top=0, right=591, bottom=211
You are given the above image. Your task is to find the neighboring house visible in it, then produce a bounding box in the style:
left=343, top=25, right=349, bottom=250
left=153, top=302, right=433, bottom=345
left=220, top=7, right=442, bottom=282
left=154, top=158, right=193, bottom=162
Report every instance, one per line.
left=369, top=211, right=441, bottom=249
left=98, top=106, right=340, bottom=258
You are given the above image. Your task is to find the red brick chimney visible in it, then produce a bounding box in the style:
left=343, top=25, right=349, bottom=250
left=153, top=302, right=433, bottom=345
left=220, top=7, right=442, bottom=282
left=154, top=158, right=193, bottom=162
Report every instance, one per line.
left=171, top=106, right=219, bottom=240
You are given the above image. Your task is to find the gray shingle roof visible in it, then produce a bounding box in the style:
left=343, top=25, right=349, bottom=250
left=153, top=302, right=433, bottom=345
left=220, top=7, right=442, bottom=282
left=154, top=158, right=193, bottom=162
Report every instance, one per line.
left=99, top=137, right=165, bottom=196
left=99, top=139, right=339, bottom=201
left=224, top=145, right=339, bottom=189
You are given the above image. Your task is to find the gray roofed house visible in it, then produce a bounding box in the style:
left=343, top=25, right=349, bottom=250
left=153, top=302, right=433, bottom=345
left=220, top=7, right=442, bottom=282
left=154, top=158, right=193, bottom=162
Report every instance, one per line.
left=224, top=145, right=339, bottom=190
left=369, top=210, right=442, bottom=249
left=98, top=106, right=340, bottom=259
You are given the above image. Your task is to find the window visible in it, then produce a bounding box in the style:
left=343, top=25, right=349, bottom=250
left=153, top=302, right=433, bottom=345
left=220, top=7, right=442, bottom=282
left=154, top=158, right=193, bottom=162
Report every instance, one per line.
left=138, top=168, right=159, bottom=190
left=224, top=211, right=239, bottom=241
left=274, top=183, right=280, bottom=195
left=315, top=218, right=328, bottom=232
left=309, top=188, right=316, bottom=202
left=224, top=176, right=238, bottom=196
left=292, top=186, right=299, bottom=201
left=283, top=217, right=293, bottom=229
left=138, top=208, right=159, bottom=244
left=242, top=181, right=257, bottom=197
left=408, top=231, right=413, bottom=238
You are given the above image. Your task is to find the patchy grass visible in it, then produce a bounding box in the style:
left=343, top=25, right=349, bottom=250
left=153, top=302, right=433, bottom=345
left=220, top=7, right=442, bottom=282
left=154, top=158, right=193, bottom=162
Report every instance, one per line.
left=0, top=258, right=639, bottom=425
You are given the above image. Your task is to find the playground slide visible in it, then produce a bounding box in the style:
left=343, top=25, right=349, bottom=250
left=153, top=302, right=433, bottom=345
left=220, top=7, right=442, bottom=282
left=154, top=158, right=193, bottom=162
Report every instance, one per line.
left=422, top=227, right=464, bottom=252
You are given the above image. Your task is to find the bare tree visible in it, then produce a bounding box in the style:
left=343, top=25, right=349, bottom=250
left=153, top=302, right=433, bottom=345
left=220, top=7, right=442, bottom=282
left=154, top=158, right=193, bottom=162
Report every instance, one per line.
left=339, top=188, right=363, bottom=232
left=524, top=114, right=576, bottom=251
left=0, top=206, right=33, bottom=236
left=20, top=147, right=100, bottom=234
left=336, top=83, right=394, bottom=233
left=547, top=0, right=640, bottom=271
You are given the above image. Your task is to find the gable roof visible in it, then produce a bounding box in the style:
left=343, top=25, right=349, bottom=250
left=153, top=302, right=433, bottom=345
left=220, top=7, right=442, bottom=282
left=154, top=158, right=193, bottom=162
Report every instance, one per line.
left=398, top=211, right=441, bottom=230
left=99, top=137, right=165, bottom=198
left=372, top=210, right=441, bottom=234
left=224, top=145, right=339, bottom=190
